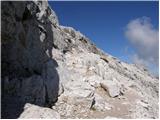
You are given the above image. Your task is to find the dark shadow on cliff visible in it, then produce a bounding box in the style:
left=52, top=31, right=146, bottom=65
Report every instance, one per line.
left=1, top=1, right=59, bottom=118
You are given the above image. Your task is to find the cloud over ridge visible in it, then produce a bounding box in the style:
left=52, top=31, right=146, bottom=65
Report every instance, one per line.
left=125, top=17, right=159, bottom=75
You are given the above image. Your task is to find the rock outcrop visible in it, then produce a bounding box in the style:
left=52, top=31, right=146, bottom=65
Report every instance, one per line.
left=1, top=1, right=159, bottom=119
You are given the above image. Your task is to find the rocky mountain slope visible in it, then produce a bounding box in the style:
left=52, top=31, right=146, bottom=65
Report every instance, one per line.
left=1, top=1, right=159, bottom=119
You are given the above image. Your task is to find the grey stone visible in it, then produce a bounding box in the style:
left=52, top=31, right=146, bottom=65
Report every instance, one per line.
left=100, top=80, right=120, bottom=98
left=19, top=103, right=60, bottom=119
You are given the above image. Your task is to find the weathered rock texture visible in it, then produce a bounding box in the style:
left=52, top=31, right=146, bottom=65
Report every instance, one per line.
left=1, top=1, right=159, bottom=119
left=19, top=103, right=60, bottom=119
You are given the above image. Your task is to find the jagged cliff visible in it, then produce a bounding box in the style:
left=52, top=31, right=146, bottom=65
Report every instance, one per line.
left=1, top=1, right=159, bottom=119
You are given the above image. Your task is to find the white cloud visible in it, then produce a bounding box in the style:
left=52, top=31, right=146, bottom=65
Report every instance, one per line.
left=125, top=17, right=159, bottom=75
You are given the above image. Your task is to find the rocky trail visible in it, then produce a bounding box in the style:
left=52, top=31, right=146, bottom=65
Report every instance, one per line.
left=1, top=1, right=159, bottom=119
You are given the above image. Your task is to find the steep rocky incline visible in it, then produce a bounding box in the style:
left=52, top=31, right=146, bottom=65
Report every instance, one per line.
left=1, top=1, right=159, bottom=119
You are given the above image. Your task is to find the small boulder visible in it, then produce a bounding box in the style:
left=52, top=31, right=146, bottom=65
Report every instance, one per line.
left=19, top=103, right=60, bottom=119
left=100, top=80, right=120, bottom=97
left=93, top=93, right=112, bottom=111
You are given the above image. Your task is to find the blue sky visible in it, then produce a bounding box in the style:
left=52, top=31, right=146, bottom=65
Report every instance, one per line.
left=49, top=1, right=159, bottom=75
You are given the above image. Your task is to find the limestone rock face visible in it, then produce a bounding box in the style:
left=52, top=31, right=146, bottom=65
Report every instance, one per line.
left=1, top=1, right=60, bottom=115
left=1, top=1, right=159, bottom=119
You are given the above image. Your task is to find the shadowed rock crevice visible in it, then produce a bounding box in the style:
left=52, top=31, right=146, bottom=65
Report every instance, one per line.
left=1, top=1, right=59, bottom=118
